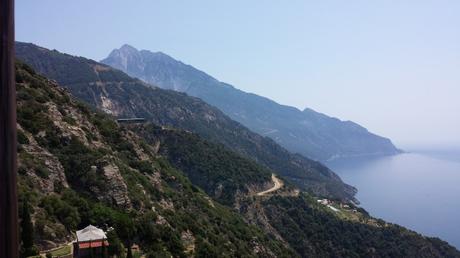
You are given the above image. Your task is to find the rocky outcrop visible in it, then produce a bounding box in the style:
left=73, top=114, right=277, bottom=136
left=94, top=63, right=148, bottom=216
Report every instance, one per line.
left=146, top=171, right=162, bottom=190
left=240, top=199, right=287, bottom=245
left=18, top=127, right=69, bottom=194
left=102, top=163, right=132, bottom=209
left=250, top=237, right=277, bottom=258
left=181, top=230, right=196, bottom=254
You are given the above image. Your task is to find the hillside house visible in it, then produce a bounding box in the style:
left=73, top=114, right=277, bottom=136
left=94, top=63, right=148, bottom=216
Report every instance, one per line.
left=73, top=225, right=109, bottom=258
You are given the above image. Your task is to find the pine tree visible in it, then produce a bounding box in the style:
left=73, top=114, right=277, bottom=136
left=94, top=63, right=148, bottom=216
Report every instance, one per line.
left=20, top=199, right=37, bottom=257
left=127, top=246, right=133, bottom=258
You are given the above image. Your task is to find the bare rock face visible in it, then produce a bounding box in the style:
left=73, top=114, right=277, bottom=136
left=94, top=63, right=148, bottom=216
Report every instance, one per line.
left=47, top=103, right=88, bottom=145
left=155, top=215, right=170, bottom=226
left=240, top=200, right=287, bottom=245
left=159, top=198, right=174, bottom=211
left=19, top=128, right=69, bottom=194
left=250, top=237, right=276, bottom=258
left=181, top=230, right=196, bottom=254
left=147, top=171, right=162, bottom=191
left=125, top=130, right=151, bottom=160
left=102, top=163, right=132, bottom=209
left=214, top=183, right=224, bottom=199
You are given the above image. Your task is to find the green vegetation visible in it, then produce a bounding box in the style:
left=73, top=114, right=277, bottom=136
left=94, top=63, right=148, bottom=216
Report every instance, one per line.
left=134, top=124, right=273, bottom=205
left=20, top=200, right=38, bottom=258
left=107, top=230, right=125, bottom=257
left=48, top=245, right=71, bottom=257
left=51, top=136, right=107, bottom=194
left=40, top=194, right=80, bottom=230
left=15, top=62, right=294, bottom=257
left=14, top=61, right=460, bottom=257
left=16, top=41, right=356, bottom=201
left=17, top=130, right=29, bottom=145
left=261, top=194, right=460, bottom=257
left=18, top=152, right=50, bottom=179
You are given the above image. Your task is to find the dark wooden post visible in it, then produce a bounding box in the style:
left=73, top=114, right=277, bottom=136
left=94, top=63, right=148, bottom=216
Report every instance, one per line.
left=0, top=0, right=19, bottom=257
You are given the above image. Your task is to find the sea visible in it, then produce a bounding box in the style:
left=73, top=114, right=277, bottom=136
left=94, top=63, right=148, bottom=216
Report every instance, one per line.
left=328, top=149, right=460, bottom=249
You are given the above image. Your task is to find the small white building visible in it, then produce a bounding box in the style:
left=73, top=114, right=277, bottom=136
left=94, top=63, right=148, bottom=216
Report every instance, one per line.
left=327, top=205, right=340, bottom=212
left=317, top=199, right=330, bottom=205
left=74, top=225, right=109, bottom=258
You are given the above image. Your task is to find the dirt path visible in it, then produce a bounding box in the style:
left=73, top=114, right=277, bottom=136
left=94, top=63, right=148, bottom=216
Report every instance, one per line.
left=257, top=174, right=283, bottom=196
left=39, top=242, right=73, bottom=257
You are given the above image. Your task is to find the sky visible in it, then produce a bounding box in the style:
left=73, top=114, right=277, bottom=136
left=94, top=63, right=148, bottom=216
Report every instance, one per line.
left=16, top=0, right=460, bottom=149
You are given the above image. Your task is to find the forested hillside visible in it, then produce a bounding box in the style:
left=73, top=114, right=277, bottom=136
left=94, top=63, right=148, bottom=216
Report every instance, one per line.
left=16, top=61, right=294, bottom=257
left=16, top=42, right=356, bottom=202
left=15, top=61, right=460, bottom=258
left=257, top=194, right=459, bottom=257
left=131, top=124, right=275, bottom=206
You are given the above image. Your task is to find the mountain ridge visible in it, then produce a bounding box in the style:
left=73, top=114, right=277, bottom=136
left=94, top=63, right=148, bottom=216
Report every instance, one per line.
left=101, top=44, right=401, bottom=161
left=14, top=61, right=296, bottom=257
left=15, top=60, right=459, bottom=257
left=16, top=41, right=357, bottom=202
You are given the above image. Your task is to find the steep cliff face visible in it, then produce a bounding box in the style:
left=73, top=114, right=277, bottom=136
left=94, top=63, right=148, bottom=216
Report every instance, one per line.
left=15, top=62, right=295, bottom=257
left=17, top=70, right=132, bottom=209
left=101, top=44, right=401, bottom=161
left=16, top=41, right=357, bottom=202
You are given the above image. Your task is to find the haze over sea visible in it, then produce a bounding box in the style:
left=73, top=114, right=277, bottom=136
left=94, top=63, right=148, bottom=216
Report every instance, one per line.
left=329, top=148, right=460, bottom=249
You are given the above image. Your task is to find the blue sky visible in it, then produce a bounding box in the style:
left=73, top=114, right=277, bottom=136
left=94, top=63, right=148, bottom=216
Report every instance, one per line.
left=16, top=0, right=460, bottom=148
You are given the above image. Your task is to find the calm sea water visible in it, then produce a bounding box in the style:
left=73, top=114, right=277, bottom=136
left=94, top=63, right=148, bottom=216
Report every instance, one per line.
left=328, top=150, right=460, bottom=249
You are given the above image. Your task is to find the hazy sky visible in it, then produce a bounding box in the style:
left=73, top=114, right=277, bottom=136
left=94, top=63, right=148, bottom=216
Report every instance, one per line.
left=17, top=0, right=460, bottom=148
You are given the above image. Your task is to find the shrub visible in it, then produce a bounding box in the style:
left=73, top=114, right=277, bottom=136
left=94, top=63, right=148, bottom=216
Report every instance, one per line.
left=35, top=165, right=50, bottom=179
left=17, top=130, right=29, bottom=145
left=40, top=195, right=80, bottom=230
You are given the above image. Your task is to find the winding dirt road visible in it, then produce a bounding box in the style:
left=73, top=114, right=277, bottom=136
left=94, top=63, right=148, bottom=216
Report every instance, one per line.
left=257, top=174, right=283, bottom=196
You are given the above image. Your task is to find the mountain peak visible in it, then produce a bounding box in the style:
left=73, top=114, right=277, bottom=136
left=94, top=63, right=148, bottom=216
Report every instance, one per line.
left=102, top=45, right=207, bottom=92
left=119, top=44, right=139, bottom=52
left=103, top=44, right=144, bottom=73
left=101, top=45, right=401, bottom=161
